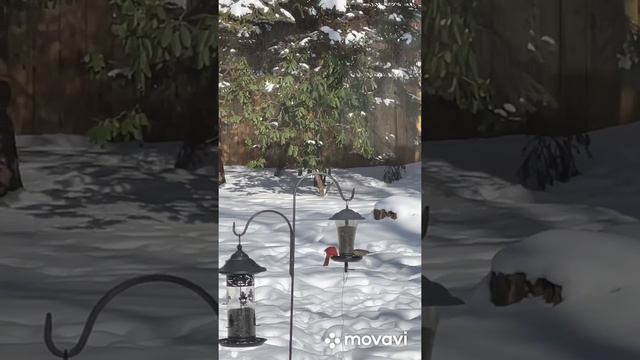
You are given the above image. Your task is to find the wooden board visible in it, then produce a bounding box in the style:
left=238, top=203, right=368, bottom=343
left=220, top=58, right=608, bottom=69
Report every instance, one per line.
left=58, top=0, right=88, bottom=134
left=559, top=0, right=590, bottom=134
left=32, top=2, right=61, bottom=134
left=537, top=0, right=561, bottom=102
left=85, top=0, right=117, bottom=131
left=587, top=0, right=627, bottom=130
left=7, top=5, right=35, bottom=134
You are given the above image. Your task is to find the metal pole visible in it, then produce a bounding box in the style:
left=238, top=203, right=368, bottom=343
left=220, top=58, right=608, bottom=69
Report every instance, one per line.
left=231, top=210, right=295, bottom=360
left=292, top=172, right=355, bottom=359
left=43, top=274, right=218, bottom=360
left=233, top=174, right=356, bottom=360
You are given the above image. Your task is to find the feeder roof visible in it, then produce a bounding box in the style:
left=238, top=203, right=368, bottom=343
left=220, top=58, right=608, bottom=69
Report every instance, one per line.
left=329, top=207, right=365, bottom=221
left=220, top=245, right=267, bottom=275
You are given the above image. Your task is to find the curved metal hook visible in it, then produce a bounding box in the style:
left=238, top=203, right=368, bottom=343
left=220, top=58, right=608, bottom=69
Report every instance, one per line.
left=44, top=274, right=218, bottom=359
left=231, top=209, right=294, bottom=238
left=294, top=172, right=355, bottom=202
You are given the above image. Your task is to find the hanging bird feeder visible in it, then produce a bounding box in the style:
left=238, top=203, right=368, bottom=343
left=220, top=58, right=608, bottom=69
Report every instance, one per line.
left=329, top=205, right=365, bottom=271
left=219, top=242, right=267, bottom=348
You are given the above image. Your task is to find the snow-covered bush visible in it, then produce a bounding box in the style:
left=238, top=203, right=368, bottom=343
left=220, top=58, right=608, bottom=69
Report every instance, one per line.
left=383, top=164, right=406, bottom=183
left=518, top=133, right=592, bottom=190
left=220, top=0, right=420, bottom=171
left=80, top=0, right=217, bottom=171
left=618, top=21, right=640, bottom=70
left=423, top=0, right=491, bottom=114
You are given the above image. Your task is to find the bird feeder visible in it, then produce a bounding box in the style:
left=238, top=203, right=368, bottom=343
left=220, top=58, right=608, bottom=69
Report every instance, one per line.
left=329, top=205, right=365, bottom=271
left=219, top=243, right=267, bottom=348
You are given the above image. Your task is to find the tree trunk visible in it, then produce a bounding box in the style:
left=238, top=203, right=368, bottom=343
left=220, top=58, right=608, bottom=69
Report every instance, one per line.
left=0, top=80, right=22, bottom=196
left=218, top=152, right=226, bottom=185
left=173, top=67, right=216, bottom=171
left=310, top=168, right=330, bottom=196
left=313, top=173, right=326, bottom=196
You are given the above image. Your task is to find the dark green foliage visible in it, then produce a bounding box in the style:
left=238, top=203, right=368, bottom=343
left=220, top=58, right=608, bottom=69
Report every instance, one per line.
left=619, top=20, right=640, bottom=69
left=518, top=134, right=592, bottom=190
left=423, top=0, right=491, bottom=113
left=82, top=0, right=216, bottom=147
left=383, top=164, right=405, bottom=184
left=87, top=107, right=150, bottom=145
left=220, top=0, right=420, bottom=171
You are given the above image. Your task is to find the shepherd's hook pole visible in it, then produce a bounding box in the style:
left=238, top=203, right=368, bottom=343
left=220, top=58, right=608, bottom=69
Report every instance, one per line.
left=232, top=210, right=294, bottom=360
left=44, top=274, right=218, bottom=359
left=292, top=172, right=355, bottom=360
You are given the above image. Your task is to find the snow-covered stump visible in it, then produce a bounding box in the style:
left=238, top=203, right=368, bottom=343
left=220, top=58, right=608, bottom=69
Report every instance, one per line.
left=489, top=272, right=563, bottom=306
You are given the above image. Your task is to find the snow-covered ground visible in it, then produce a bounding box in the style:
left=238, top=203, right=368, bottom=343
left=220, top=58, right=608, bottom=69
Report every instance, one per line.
left=424, top=122, right=640, bottom=360
left=0, top=136, right=217, bottom=360
left=219, top=164, right=421, bottom=359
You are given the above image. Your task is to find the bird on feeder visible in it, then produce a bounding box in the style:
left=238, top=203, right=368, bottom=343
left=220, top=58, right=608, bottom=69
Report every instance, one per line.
left=323, top=246, right=371, bottom=266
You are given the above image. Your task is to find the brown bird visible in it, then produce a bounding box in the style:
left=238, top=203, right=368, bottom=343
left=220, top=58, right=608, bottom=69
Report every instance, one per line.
left=352, top=249, right=371, bottom=257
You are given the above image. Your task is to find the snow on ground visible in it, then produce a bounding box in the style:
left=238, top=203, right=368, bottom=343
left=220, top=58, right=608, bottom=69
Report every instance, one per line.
left=424, top=122, right=640, bottom=360
left=219, top=164, right=421, bottom=359
left=0, top=135, right=217, bottom=360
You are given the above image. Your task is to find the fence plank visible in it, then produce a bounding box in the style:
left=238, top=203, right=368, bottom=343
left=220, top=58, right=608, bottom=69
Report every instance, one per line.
left=7, top=5, right=35, bottom=134
left=85, top=0, right=116, bottom=130
left=32, top=4, right=62, bottom=134
left=0, top=6, right=8, bottom=62
left=587, top=1, right=627, bottom=130
left=559, top=0, right=590, bottom=133
left=537, top=1, right=561, bottom=102
left=59, top=0, right=88, bottom=134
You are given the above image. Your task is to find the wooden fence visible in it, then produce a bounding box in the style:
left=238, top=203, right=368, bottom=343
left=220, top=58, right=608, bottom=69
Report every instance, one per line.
left=1, top=0, right=118, bottom=135
left=426, top=0, right=640, bottom=140
left=521, top=0, right=637, bottom=133
left=220, top=80, right=421, bottom=167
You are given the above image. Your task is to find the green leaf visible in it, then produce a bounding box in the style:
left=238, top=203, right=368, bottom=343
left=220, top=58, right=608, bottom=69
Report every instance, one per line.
left=180, top=25, right=192, bottom=48
left=142, top=38, right=153, bottom=59
left=171, top=32, right=182, bottom=57
left=156, top=6, right=167, bottom=20
left=444, top=51, right=452, bottom=63
left=161, top=26, right=173, bottom=47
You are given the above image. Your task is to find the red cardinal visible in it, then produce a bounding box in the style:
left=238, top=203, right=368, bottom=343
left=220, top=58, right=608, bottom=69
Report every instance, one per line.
left=323, top=246, right=338, bottom=266
left=323, top=247, right=371, bottom=266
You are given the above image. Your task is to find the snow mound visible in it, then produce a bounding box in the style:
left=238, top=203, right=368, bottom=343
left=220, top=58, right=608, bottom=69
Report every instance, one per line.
left=425, top=121, right=640, bottom=359
left=491, top=229, right=640, bottom=301
left=374, top=195, right=420, bottom=220
left=372, top=195, right=421, bottom=241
